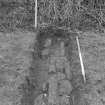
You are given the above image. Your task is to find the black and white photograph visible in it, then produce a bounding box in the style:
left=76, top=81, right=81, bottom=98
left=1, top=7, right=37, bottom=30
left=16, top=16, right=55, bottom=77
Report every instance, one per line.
left=0, top=0, right=105, bottom=105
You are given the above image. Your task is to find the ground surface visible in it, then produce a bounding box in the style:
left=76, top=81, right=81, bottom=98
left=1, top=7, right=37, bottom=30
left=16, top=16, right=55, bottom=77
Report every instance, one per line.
left=0, top=31, right=35, bottom=105
left=0, top=30, right=105, bottom=105
left=79, top=32, right=105, bottom=105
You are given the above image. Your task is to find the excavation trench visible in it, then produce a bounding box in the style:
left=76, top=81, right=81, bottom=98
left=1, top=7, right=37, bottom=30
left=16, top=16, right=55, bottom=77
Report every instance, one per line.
left=21, top=26, right=87, bottom=105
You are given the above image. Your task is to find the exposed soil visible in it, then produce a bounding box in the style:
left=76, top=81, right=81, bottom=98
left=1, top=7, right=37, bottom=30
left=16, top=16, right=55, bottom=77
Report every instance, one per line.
left=20, top=27, right=105, bottom=105
left=0, top=31, right=35, bottom=105
left=0, top=27, right=105, bottom=105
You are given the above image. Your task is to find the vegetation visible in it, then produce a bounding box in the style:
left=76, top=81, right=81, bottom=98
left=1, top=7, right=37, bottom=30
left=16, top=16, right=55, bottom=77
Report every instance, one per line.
left=0, top=1, right=105, bottom=105
left=0, top=0, right=105, bottom=31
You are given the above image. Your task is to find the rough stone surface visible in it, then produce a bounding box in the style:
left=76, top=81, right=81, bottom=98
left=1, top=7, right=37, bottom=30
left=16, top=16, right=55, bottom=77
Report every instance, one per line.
left=1, top=27, right=104, bottom=105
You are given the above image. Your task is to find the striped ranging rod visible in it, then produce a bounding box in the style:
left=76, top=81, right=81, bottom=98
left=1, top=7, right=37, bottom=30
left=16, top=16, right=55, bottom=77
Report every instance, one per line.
left=76, top=35, right=86, bottom=83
